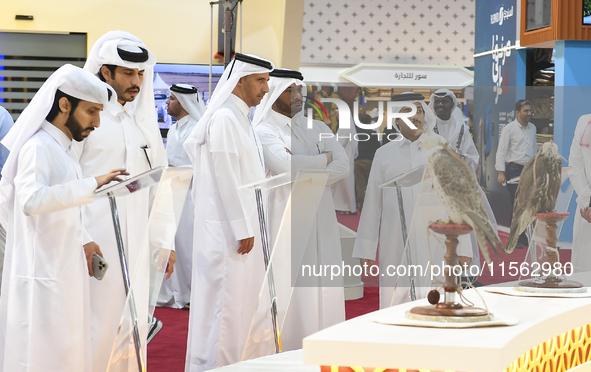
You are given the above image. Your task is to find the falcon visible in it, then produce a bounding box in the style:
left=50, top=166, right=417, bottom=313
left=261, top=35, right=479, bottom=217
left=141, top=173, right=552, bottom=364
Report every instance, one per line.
left=505, top=142, right=562, bottom=253
left=423, top=134, right=504, bottom=264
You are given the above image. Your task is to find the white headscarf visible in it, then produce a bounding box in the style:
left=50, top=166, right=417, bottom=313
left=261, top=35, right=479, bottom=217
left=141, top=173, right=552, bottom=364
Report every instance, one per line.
left=369, top=107, right=380, bottom=119
left=0, top=64, right=115, bottom=224
left=170, top=84, right=206, bottom=122
left=84, top=31, right=164, bottom=167
left=389, top=92, right=436, bottom=133
left=183, top=54, right=274, bottom=161
left=428, top=88, right=466, bottom=145
left=252, top=71, right=306, bottom=127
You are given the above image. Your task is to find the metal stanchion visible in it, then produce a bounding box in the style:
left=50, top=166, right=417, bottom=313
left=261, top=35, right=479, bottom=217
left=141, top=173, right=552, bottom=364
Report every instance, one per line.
left=254, top=188, right=282, bottom=353
left=396, top=184, right=416, bottom=301
left=108, top=194, right=145, bottom=372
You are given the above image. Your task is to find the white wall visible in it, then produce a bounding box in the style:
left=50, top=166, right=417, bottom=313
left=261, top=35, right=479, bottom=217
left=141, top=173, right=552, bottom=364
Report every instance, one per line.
left=301, top=0, right=475, bottom=66
left=0, top=0, right=302, bottom=67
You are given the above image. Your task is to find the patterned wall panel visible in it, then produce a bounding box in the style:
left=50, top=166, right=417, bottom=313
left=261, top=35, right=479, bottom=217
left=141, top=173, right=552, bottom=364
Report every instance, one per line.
left=301, top=0, right=475, bottom=67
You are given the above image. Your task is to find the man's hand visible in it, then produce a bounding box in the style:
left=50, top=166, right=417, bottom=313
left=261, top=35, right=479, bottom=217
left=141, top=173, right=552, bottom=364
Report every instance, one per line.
left=165, top=251, right=177, bottom=280
left=238, top=237, right=255, bottom=255
left=83, top=241, right=103, bottom=277
left=360, top=258, right=375, bottom=267
left=324, top=152, right=333, bottom=164
left=95, top=169, right=129, bottom=188
left=581, top=207, right=591, bottom=223
left=458, top=256, right=472, bottom=267
left=497, top=171, right=506, bottom=186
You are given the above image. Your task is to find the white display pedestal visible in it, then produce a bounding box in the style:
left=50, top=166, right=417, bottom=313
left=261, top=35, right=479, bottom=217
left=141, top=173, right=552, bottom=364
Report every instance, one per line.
left=339, top=223, right=364, bottom=301
left=207, top=350, right=320, bottom=372
left=303, top=272, right=591, bottom=371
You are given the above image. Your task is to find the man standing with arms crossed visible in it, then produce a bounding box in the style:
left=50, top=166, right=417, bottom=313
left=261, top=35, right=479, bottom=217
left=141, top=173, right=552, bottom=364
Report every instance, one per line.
left=253, top=69, right=348, bottom=350
left=75, top=31, right=171, bottom=372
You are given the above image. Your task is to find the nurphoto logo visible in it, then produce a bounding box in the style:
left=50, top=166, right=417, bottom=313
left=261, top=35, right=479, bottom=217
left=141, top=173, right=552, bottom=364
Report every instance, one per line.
left=306, top=97, right=419, bottom=142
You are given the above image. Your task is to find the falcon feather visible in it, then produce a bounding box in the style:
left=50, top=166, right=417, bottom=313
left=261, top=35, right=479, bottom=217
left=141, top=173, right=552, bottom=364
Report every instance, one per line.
left=505, top=142, right=562, bottom=253
left=423, top=134, right=505, bottom=264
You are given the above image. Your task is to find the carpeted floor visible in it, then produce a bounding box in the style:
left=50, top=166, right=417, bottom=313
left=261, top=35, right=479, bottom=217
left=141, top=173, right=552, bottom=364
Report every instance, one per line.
left=147, top=211, right=370, bottom=372
left=147, top=210, right=572, bottom=371
left=147, top=307, right=191, bottom=372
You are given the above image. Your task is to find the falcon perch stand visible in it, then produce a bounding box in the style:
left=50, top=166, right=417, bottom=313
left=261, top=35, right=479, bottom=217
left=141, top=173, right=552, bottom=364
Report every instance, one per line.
left=408, top=223, right=491, bottom=321
left=519, top=212, right=583, bottom=290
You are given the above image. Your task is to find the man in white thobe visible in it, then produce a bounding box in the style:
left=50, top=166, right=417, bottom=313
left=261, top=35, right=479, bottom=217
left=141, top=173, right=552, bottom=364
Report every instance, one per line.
left=353, top=93, right=457, bottom=308
left=0, top=64, right=126, bottom=372
left=253, top=68, right=349, bottom=350
left=158, top=84, right=205, bottom=309
left=332, top=108, right=358, bottom=213
left=0, top=106, right=14, bottom=290
left=430, top=89, right=496, bottom=273
left=429, top=89, right=479, bottom=171
left=569, top=114, right=591, bottom=272
left=74, top=31, right=169, bottom=372
left=183, top=53, right=274, bottom=371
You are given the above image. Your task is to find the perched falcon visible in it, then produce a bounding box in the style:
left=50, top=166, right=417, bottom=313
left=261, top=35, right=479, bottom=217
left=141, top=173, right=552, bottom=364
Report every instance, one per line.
left=423, top=134, right=504, bottom=264
left=505, top=142, right=562, bottom=253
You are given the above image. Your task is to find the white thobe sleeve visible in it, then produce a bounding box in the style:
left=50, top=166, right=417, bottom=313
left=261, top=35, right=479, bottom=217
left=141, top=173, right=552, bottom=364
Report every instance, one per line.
left=256, top=125, right=327, bottom=176
left=83, top=227, right=93, bottom=246
left=569, top=116, right=591, bottom=207
left=209, top=116, right=256, bottom=241
left=165, top=124, right=177, bottom=166
left=495, top=125, right=510, bottom=172
left=337, top=126, right=360, bottom=160
left=336, top=127, right=349, bottom=147
left=148, top=184, right=177, bottom=250
left=352, top=157, right=383, bottom=260
left=15, top=144, right=98, bottom=216
left=319, top=124, right=350, bottom=185
left=460, top=126, right=479, bottom=173
left=152, top=130, right=169, bottom=169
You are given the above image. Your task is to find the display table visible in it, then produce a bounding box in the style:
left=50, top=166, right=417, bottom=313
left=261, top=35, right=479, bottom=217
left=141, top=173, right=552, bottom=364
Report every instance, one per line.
left=207, top=350, right=320, bottom=371
left=303, top=273, right=591, bottom=372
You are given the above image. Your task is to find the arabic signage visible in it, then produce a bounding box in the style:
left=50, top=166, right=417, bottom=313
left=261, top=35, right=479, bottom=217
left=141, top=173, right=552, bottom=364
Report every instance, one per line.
left=473, top=0, right=518, bottom=196
left=475, top=0, right=516, bottom=54
left=339, top=63, right=474, bottom=89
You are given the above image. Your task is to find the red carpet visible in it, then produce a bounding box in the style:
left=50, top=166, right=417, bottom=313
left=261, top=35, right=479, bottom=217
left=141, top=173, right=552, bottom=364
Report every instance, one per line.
left=147, top=210, right=573, bottom=371
left=147, top=211, right=374, bottom=371
left=147, top=307, right=190, bottom=372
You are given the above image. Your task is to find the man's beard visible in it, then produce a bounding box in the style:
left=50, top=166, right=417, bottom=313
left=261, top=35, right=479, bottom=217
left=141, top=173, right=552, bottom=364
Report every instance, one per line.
left=275, top=99, right=302, bottom=117
left=113, top=82, right=140, bottom=103
left=122, top=85, right=141, bottom=102
left=65, top=113, right=94, bottom=142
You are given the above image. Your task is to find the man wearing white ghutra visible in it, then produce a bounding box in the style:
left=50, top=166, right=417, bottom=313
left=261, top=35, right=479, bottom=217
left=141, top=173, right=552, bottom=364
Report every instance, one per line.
left=0, top=64, right=126, bottom=372
left=253, top=68, right=349, bottom=350
left=74, top=31, right=170, bottom=372
left=158, top=83, right=205, bottom=310
left=183, top=53, right=275, bottom=371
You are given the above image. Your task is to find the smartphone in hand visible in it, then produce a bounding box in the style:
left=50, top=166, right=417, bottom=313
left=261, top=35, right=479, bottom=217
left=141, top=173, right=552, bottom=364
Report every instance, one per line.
left=92, top=254, right=108, bottom=280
